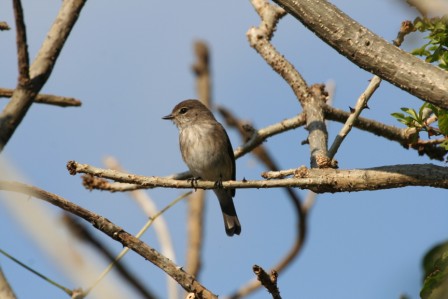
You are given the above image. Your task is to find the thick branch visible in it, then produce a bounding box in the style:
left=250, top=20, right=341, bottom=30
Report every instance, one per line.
left=273, top=0, right=448, bottom=109
left=0, top=181, right=217, bottom=299
left=67, top=161, right=448, bottom=192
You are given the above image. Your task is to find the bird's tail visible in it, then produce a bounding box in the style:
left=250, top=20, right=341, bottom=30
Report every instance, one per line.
left=214, top=189, right=241, bottom=236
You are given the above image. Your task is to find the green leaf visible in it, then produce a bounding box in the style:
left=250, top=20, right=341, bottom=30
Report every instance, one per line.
left=440, top=139, right=448, bottom=150
left=401, top=107, right=421, bottom=123
left=438, top=109, right=448, bottom=135
left=412, top=44, right=431, bottom=57
left=421, top=242, right=448, bottom=299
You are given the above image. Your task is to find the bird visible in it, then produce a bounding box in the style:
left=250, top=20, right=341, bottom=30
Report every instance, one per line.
left=163, top=99, right=241, bottom=236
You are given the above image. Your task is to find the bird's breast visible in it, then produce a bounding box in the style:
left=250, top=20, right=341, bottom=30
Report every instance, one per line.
left=179, top=124, right=232, bottom=180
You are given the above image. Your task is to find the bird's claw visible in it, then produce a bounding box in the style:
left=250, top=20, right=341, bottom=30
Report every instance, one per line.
left=187, top=177, right=201, bottom=191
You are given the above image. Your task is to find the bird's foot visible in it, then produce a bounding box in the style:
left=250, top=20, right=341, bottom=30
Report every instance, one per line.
left=214, top=179, right=223, bottom=189
left=187, top=177, right=201, bottom=191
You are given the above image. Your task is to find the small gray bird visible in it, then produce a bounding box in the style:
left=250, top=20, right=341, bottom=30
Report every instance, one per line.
left=163, top=99, right=241, bottom=236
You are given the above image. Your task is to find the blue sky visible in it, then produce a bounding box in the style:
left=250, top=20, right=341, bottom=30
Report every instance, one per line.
left=1, top=1, right=447, bottom=298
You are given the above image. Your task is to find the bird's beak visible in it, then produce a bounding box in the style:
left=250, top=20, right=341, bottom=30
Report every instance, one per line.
left=162, top=114, right=174, bottom=120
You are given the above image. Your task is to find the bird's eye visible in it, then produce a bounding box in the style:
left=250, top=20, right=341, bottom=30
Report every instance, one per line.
left=179, top=107, right=188, bottom=114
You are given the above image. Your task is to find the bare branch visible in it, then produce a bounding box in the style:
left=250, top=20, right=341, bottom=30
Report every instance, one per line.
left=234, top=112, right=307, bottom=159
left=63, top=214, right=158, bottom=299
left=192, top=40, right=211, bottom=105
left=252, top=265, right=281, bottom=299
left=0, top=0, right=87, bottom=152
left=0, top=88, right=82, bottom=107
left=0, top=181, right=218, bottom=299
left=103, top=157, right=179, bottom=299
left=273, top=0, right=448, bottom=109
left=248, top=0, right=333, bottom=168
left=12, top=0, right=30, bottom=84
left=328, top=76, right=381, bottom=158
left=67, top=161, right=448, bottom=192
left=247, top=0, right=308, bottom=103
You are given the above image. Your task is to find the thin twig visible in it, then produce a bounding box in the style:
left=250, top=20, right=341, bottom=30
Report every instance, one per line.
left=0, top=248, right=72, bottom=296
left=12, top=0, right=30, bottom=84
left=328, top=76, right=381, bottom=158
left=0, top=88, right=81, bottom=107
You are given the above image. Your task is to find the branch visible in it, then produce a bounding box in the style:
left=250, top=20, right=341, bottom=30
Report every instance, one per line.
left=248, top=0, right=333, bottom=168
left=0, top=181, right=217, bottom=299
left=323, top=105, right=446, bottom=161
left=12, top=0, right=30, bottom=84
left=0, top=0, right=87, bottom=152
left=67, top=161, right=448, bottom=192
left=63, top=215, right=157, bottom=299
left=273, top=0, right=448, bottom=110
left=192, top=40, right=211, bottom=105
left=0, top=88, right=82, bottom=107
left=252, top=265, right=281, bottom=299
left=247, top=0, right=307, bottom=104
left=234, top=112, right=307, bottom=159
left=328, top=76, right=381, bottom=158
left=102, top=157, right=179, bottom=299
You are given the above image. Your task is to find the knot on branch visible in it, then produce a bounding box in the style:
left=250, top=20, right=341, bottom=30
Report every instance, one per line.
left=253, top=264, right=281, bottom=299
left=307, top=84, right=329, bottom=103
left=66, top=160, right=77, bottom=175
left=315, top=154, right=338, bottom=169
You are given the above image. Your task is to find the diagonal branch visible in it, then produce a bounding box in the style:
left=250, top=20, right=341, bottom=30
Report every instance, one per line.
left=248, top=0, right=332, bottom=168
left=273, top=0, right=448, bottom=110
left=0, top=181, right=218, bottom=299
left=328, top=76, right=381, bottom=158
